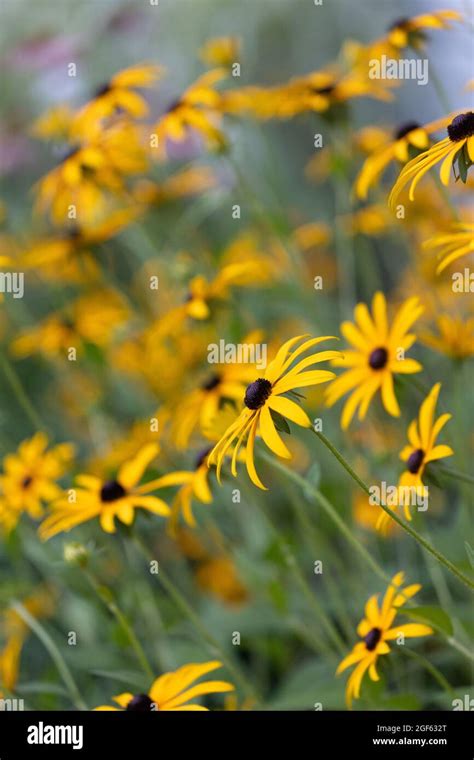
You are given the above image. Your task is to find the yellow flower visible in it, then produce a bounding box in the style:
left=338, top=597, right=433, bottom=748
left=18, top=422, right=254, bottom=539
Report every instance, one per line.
left=171, top=362, right=257, bottom=450
left=19, top=207, right=142, bottom=283
left=326, top=293, right=423, bottom=429
left=39, top=443, right=170, bottom=539
left=0, top=587, right=55, bottom=691
left=142, top=449, right=214, bottom=530
left=336, top=572, right=433, bottom=708
left=31, top=104, right=75, bottom=141
left=208, top=335, right=338, bottom=489
left=355, top=116, right=451, bottom=200
left=353, top=491, right=396, bottom=536
left=152, top=69, right=227, bottom=158
left=389, top=111, right=474, bottom=207
left=423, top=222, right=474, bottom=273
left=72, top=63, right=162, bottom=138
left=421, top=314, right=474, bottom=359
left=196, top=556, right=248, bottom=606
left=11, top=289, right=129, bottom=359
left=0, top=433, right=74, bottom=533
left=386, top=10, right=461, bottom=49
left=133, top=165, right=218, bottom=206
left=95, top=660, right=234, bottom=711
left=199, top=37, right=240, bottom=69
left=377, top=384, right=453, bottom=532
left=35, top=121, right=148, bottom=226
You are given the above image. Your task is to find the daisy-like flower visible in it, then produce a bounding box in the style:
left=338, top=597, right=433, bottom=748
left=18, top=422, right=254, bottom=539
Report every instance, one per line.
left=72, top=63, right=162, bottom=138
left=336, top=572, right=433, bottom=708
left=421, top=314, right=474, bottom=359
left=389, top=111, right=474, bottom=208
left=152, top=69, right=227, bottom=159
left=326, top=292, right=424, bottom=429
left=385, top=10, right=461, bottom=49
left=142, top=447, right=214, bottom=530
left=39, top=443, right=170, bottom=539
left=208, top=335, right=339, bottom=489
left=95, top=660, right=234, bottom=711
left=0, top=433, right=74, bottom=533
left=376, top=383, right=453, bottom=532
left=423, top=222, right=474, bottom=273
left=11, top=289, right=129, bottom=359
left=355, top=116, right=451, bottom=200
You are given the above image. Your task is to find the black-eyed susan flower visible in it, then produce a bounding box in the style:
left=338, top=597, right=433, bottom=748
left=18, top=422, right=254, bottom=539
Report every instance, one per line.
left=11, top=289, right=129, bottom=359
left=389, top=111, right=474, bottom=207
left=208, top=335, right=339, bottom=489
left=152, top=69, right=227, bottom=158
left=141, top=448, right=213, bottom=530
left=336, top=572, right=433, bottom=708
left=0, top=433, right=74, bottom=533
left=326, top=292, right=423, bottom=429
left=423, top=222, right=474, bottom=273
left=72, top=63, right=162, bottom=138
left=355, top=116, right=451, bottom=200
left=376, top=383, right=453, bottom=532
left=95, top=660, right=234, bottom=711
left=421, top=314, right=474, bottom=359
left=39, top=443, right=170, bottom=539
left=385, top=9, right=461, bottom=49
left=35, top=121, right=148, bottom=225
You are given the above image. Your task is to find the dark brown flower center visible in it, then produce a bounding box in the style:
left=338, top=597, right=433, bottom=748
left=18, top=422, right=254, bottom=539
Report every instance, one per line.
left=364, top=627, right=382, bottom=651
left=407, top=448, right=425, bottom=474
left=100, top=480, right=126, bottom=502
left=202, top=374, right=221, bottom=391
left=312, top=85, right=335, bottom=96
left=21, top=476, right=33, bottom=490
left=244, top=378, right=272, bottom=410
left=125, top=693, right=155, bottom=711
left=388, top=17, right=410, bottom=31
left=368, top=347, right=388, bottom=370
left=95, top=82, right=112, bottom=98
left=447, top=112, right=474, bottom=143
left=195, top=446, right=212, bottom=469
left=394, top=121, right=420, bottom=140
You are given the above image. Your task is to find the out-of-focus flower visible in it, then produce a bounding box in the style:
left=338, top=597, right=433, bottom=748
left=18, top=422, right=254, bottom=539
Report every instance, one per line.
left=326, top=293, right=423, bottom=429
left=39, top=443, right=169, bottom=539
left=353, top=491, right=395, bottom=536
left=34, top=121, right=148, bottom=226
left=11, top=289, right=129, bottom=359
left=72, top=63, right=162, bottom=138
left=208, top=335, right=338, bottom=489
left=0, top=433, right=74, bottom=534
left=152, top=69, right=227, bottom=158
left=292, top=222, right=331, bottom=250
left=355, top=116, right=451, bottom=200
left=422, top=222, right=474, bottom=273
left=343, top=204, right=393, bottom=237
left=199, top=37, right=240, bottom=69
left=384, top=10, right=461, bottom=49
left=0, top=587, right=55, bottom=691
left=337, top=572, right=433, bottom=708
left=420, top=314, right=474, bottom=359
left=389, top=111, right=474, bottom=207
left=133, top=165, right=218, bottom=206
left=95, top=660, right=234, bottom=711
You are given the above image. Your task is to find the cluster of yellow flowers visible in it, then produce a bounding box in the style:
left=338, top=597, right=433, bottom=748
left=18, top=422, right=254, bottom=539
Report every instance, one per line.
left=0, top=7, right=472, bottom=711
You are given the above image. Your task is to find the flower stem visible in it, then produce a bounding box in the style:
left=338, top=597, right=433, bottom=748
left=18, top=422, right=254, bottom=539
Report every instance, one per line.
left=311, top=429, right=474, bottom=591
left=12, top=601, right=87, bottom=710
left=131, top=533, right=261, bottom=704
left=82, top=568, right=153, bottom=680
left=0, top=353, right=45, bottom=433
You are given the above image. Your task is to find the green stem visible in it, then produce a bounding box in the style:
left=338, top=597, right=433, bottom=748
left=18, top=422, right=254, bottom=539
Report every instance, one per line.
left=12, top=602, right=86, bottom=710
left=83, top=569, right=153, bottom=680
left=0, top=354, right=45, bottom=433
left=436, top=465, right=474, bottom=486
left=131, top=533, right=261, bottom=704
left=400, top=647, right=454, bottom=698
left=311, top=429, right=474, bottom=591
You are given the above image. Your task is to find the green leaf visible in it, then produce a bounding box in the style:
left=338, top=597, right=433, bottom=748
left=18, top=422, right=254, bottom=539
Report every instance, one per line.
left=401, top=605, right=453, bottom=636
left=269, top=409, right=290, bottom=434
left=465, top=542, right=474, bottom=569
